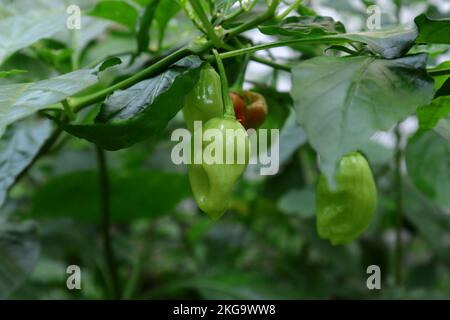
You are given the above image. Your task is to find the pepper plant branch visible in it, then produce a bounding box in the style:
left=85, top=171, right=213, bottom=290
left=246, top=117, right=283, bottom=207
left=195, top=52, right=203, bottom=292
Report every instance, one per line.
left=69, top=47, right=192, bottom=112
left=61, top=99, right=75, bottom=121
left=230, top=43, right=252, bottom=90
left=228, top=0, right=280, bottom=37
left=69, top=2, right=284, bottom=112
left=188, top=0, right=224, bottom=48
left=216, top=37, right=345, bottom=60
left=181, top=4, right=206, bottom=34
left=251, top=55, right=291, bottom=71
left=223, top=0, right=258, bottom=21
left=95, top=146, right=121, bottom=300
left=12, top=2, right=283, bottom=189
left=63, top=0, right=450, bottom=116
left=394, top=125, right=404, bottom=287
left=213, top=49, right=235, bottom=118
left=13, top=128, right=62, bottom=187
left=220, top=44, right=450, bottom=76
left=276, top=0, right=302, bottom=20
left=428, top=67, right=450, bottom=77
left=223, top=6, right=244, bottom=22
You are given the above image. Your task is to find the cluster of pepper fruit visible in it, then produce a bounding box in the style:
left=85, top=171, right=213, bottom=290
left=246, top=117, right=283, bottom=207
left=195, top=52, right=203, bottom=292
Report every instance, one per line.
left=182, top=63, right=377, bottom=245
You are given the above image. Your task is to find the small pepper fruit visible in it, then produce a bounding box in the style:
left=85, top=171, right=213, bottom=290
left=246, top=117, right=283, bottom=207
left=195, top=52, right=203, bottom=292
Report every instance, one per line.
left=188, top=117, right=249, bottom=220
left=229, top=92, right=246, bottom=124
left=316, top=152, right=377, bottom=245
left=183, top=64, right=223, bottom=132
left=229, top=91, right=268, bottom=129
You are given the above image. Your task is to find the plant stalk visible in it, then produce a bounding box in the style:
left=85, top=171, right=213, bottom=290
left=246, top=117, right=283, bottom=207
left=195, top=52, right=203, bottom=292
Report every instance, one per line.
left=95, top=146, right=121, bottom=299
left=188, top=0, right=224, bottom=48
left=10, top=1, right=283, bottom=191
left=68, top=2, right=283, bottom=112
left=228, top=0, right=280, bottom=37
left=70, top=47, right=191, bottom=112
left=394, top=125, right=403, bottom=286
left=14, top=128, right=62, bottom=186
left=428, top=67, right=450, bottom=77
left=213, top=49, right=235, bottom=118
left=277, top=0, right=302, bottom=20
left=251, top=55, right=291, bottom=71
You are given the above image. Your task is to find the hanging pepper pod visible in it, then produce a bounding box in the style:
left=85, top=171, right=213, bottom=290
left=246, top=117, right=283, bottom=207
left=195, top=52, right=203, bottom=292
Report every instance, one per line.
left=316, top=152, right=377, bottom=245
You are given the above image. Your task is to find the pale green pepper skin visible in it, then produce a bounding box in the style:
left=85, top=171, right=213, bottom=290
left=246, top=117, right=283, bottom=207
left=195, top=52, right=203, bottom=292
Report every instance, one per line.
left=182, top=64, right=224, bottom=132
left=182, top=63, right=248, bottom=220
left=316, top=152, right=377, bottom=245
left=188, top=117, right=249, bottom=220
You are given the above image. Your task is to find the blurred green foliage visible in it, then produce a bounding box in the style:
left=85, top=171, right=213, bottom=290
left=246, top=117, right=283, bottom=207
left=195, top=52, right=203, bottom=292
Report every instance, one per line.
left=0, top=0, right=449, bottom=300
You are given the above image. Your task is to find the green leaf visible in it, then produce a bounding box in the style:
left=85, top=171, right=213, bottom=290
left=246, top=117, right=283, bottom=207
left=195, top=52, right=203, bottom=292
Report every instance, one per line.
left=79, top=31, right=137, bottom=68
left=278, top=113, right=307, bottom=167
left=0, top=10, right=68, bottom=65
left=415, top=14, right=450, bottom=45
left=154, top=0, right=181, bottom=47
left=132, top=0, right=152, bottom=5
left=403, top=181, right=450, bottom=254
left=405, top=130, right=450, bottom=208
left=267, top=24, right=417, bottom=59
left=31, top=170, right=191, bottom=222
left=214, top=0, right=240, bottom=15
left=435, top=77, right=450, bottom=98
left=69, top=17, right=111, bottom=57
left=0, top=67, right=101, bottom=138
left=89, top=0, right=139, bottom=31
left=0, top=118, right=52, bottom=207
left=291, top=54, right=434, bottom=183
left=296, top=4, right=317, bottom=16
left=0, top=222, right=39, bottom=299
left=98, top=56, right=122, bottom=72
left=32, top=39, right=73, bottom=74
left=59, top=56, right=203, bottom=150
left=334, top=25, right=418, bottom=59
left=136, top=0, right=160, bottom=54
left=417, top=96, right=450, bottom=131
left=434, top=117, right=450, bottom=141
left=431, top=61, right=450, bottom=91
left=246, top=112, right=307, bottom=176
left=259, top=16, right=346, bottom=37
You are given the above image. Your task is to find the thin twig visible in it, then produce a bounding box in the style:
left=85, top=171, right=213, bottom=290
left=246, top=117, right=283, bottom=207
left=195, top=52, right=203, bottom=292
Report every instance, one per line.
left=189, top=0, right=224, bottom=48
left=428, top=67, right=450, bottom=77
left=251, top=55, right=291, bottom=71
left=14, top=128, right=62, bottom=185
left=276, top=0, right=302, bottom=20
left=95, top=146, right=121, bottom=299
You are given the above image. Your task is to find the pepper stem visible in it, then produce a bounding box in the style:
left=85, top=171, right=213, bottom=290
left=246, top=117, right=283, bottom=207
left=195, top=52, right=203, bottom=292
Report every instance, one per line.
left=212, top=49, right=235, bottom=119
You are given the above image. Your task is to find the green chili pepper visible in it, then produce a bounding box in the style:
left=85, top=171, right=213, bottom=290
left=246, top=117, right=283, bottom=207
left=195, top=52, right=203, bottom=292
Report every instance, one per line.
left=316, top=152, right=377, bottom=245
left=182, top=61, right=248, bottom=220
left=188, top=117, right=249, bottom=220
left=182, top=64, right=223, bottom=132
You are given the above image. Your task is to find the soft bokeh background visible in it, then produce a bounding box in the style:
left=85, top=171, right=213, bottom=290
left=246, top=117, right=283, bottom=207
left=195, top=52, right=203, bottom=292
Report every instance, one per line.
left=0, top=0, right=449, bottom=299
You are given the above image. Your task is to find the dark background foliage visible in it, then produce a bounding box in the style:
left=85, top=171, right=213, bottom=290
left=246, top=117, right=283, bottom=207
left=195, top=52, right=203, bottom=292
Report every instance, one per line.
left=0, top=0, right=449, bottom=299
